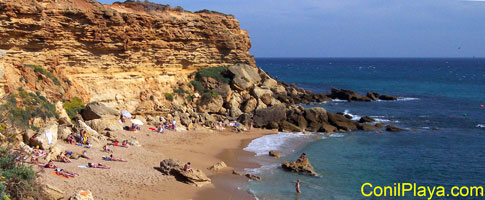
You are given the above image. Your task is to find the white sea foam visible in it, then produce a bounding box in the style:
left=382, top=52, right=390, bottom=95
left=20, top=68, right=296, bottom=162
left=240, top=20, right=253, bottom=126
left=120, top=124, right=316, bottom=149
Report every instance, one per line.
left=332, top=99, right=347, bottom=102
left=243, top=132, right=310, bottom=156
left=397, top=97, right=420, bottom=101
left=477, top=124, right=485, bottom=128
left=329, top=133, right=345, bottom=138
left=244, top=163, right=280, bottom=174
left=343, top=110, right=361, bottom=121
left=369, top=115, right=391, bottom=123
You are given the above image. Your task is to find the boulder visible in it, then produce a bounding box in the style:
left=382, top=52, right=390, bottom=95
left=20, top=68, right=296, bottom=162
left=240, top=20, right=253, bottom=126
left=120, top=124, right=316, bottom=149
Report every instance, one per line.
left=379, top=95, right=398, bottom=101
left=359, top=116, right=375, bottom=123
left=57, top=125, right=72, bottom=140
left=228, top=64, right=262, bottom=90
left=69, top=190, right=94, bottom=200
left=260, top=93, right=272, bottom=105
left=304, top=107, right=328, bottom=124
left=85, top=119, right=122, bottom=132
left=255, top=98, right=268, bottom=110
left=127, top=139, right=141, bottom=147
left=280, top=121, right=302, bottom=132
left=242, top=98, right=257, bottom=113
left=198, top=95, right=224, bottom=113
left=208, top=161, right=227, bottom=171
left=58, top=117, right=73, bottom=127
left=327, top=113, right=358, bottom=131
left=295, top=116, right=308, bottom=130
left=306, top=122, right=321, bottom=132
left=232, top=171, right=261, bottom=181
left=30, top=123, right=58, bottom=150
left=252, top=87, right=273, bottom=99
left=253, top=105, right=287, bottom=128
left=328, top=88, right=372, bottom=102
left=385, top=125, right=406, bottom=132
left=273, top=85, right=287, bottom=95
left=358, top=124, right=379, bottom=131
left=281, top=157, right=318, bottom=176
left=262, top=78, right=278, bottom=89
left=320, top=124, right=338, bottom=133
left=366, top=92, right=380, bottom=101
left=78, top=120, right=99, bottom=137
left=159, top=159, right=211, bottom=187
left=237, top=113, right=252, bottom=126
left=230, top=106, right=243, bottom=118
left=81, top=102, right=118, bottom=121
left=212, top=84, right=232, bottom=101
left=269, top=150, right=281, bottom=158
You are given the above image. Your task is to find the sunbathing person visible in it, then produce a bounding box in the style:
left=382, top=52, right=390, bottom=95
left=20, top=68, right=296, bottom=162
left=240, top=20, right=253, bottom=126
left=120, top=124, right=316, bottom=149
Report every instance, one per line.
left=87, top=163, right=111, bottom=169
left=57, top=152, right=71, bottom=163
left=67, top=150, right=91, bottom=160
left=102, top=154, right=127, bottom=162
left=44, top=160, right=57, bottom=169
left=184, top=162, right=194, bottom=173
left=103, top=144, right=113, bottom=153
left=120, top=140, right=129, bottom=148
left=55, top=168, right=79, bottom=177
left=157, top=124, right=164, bottom=133
left=67, top=134, right=76, bottom=144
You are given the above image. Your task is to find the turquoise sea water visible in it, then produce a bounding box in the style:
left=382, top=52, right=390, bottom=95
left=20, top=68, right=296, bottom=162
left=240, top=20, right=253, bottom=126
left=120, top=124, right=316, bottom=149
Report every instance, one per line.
left=244, top=58, right=485, bottom=200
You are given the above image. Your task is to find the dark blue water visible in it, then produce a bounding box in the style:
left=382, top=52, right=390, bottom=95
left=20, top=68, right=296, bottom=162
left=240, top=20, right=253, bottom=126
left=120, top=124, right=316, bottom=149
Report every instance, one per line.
left=246, top=58, right=485, bottom=200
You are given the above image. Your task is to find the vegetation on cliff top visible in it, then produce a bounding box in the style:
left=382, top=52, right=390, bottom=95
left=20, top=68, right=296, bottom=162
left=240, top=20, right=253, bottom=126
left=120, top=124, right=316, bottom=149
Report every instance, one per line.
left=63, top=97, right=85, bottom=121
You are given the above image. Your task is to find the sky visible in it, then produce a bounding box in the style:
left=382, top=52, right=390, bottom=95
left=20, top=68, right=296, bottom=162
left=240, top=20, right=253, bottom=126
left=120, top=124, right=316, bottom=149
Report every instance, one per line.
left=99, top=0, right=485, bottom=58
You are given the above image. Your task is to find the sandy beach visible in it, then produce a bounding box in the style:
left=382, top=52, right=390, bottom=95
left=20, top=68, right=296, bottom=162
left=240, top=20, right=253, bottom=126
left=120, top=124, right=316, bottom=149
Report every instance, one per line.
left=37, top=124, right=275, bottom=200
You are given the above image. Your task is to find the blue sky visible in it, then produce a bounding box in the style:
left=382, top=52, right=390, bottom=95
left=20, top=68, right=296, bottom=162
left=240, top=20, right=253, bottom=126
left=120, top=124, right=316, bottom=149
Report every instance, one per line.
left=99, top=0, right=485, bottom=57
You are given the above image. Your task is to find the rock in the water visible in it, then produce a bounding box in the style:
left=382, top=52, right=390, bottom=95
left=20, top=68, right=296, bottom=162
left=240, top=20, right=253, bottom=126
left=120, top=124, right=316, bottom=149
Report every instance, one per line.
left=69, top=190, right=94, bottom=200
left=386, top=125, right=406, bottom=132
left=159, top=159, right=211, bottom=187
left=228, top=64, right=262, bottom=90
left=358, top=124, right=379, bottom=131
left=269, top=150, right=281, bottom=158
left=320, top=123, right=337, bottom=133
left=328, top=88, right=372, bottom=102
left=327, top=112, right=358, bottom=131
left=30, top=123, right=58, bottom=150
left=281, top=157, right=318, bottom=176
left=253, top=105, right=287, bottom=128
left=359, top=116, right=375, bottom=123
left=232, top=170, right=261, bottom=181
left=378, top=95, right=398, bottom=101
left=366, top=92, right=380, bottom=101
left=208, top=161, right=227, bottom=171
left=81, top=102, right=118, bottom=121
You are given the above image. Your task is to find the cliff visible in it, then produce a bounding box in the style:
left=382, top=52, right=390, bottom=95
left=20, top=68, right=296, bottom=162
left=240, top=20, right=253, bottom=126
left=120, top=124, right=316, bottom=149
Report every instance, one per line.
left=0, top=0, right=254, bottom=110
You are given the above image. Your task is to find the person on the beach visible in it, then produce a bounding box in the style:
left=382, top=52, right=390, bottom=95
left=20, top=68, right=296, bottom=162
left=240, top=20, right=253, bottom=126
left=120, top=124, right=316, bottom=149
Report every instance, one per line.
left=57, top=152, right=71, bottom=163
left=103, top=144, right=113, bottom=153
left=44, top=160, right=57, bottom=168
left=120, top=140, right=129, bottom=148
left=218, top=121, right=223, bottom=131
left=55, top=168, right=79, bottom=177
left=160, top=116, right=165, bottom=123
left=68, top=150, right=91, bottom=160
left=88, top=163, right=111, bottom=169
left=67, top=134, right=76, bottom=144
left=249, top=120, right=253, bottom=131
left=296, top=179, right=301, bottom=193
left=184, top=162, right=193, bottom=173
left=157, top=124, right=164, bottom=133
left=172, top=120, right=177, bottom=130
left=299, top=153, right=306, bottom=160
left=102, top=154, right=127, bottom=162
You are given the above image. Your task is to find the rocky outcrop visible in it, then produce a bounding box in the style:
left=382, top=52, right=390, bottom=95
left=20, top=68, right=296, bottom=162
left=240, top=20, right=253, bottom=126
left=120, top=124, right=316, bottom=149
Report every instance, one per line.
left=81, top=102, right=118, bottom=121
left=30, top=123, right=58, bottom=150
left=159, top=159, right=211, bottom=187
left=232, top=170, right=261, bottom=181
left=269, top=150, right=281, bottom=158
left=281, top=157, right=318, bottom=176
left=328, top=88, right=398, bottom=102
left=253, top=105, right=287, bottom=129
left=359, top=116, right=375, bottom=123
left=208, top=161, right=227, bottom=171
left=228, top=64, right=262, bottom=90
left=328, top=113, right=358, bottom=131
left=69, top=190, right=94, bottom=200
left=386, top=125, right=407, bottom=132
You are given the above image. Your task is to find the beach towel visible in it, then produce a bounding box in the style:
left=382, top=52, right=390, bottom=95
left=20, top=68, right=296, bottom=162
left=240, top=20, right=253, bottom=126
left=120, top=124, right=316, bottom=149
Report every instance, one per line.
left=51, top=171, right=72, bottom=178
left=121, top=110, right=132, bottom=118
left=149, top=127, right=156, bottom=131
left=45, top=130, right=53, bottom=145
left=78, top=165, right=87, bottom=168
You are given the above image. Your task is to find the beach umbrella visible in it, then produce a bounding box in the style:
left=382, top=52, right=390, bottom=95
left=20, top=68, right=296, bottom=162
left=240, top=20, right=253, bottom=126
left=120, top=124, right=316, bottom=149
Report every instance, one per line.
left=121, top=110, right=132, bottom=118
left=131, top=119, right=144, bottom=125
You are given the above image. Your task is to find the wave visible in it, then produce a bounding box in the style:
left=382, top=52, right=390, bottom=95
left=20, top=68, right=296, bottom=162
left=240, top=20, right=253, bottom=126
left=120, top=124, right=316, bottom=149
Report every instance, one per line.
left=343, top=110, right=361, bottom=121
left=397, top=97, right=420, bottom=101
left=243, top=132, right=314, bottom=156
left=477, top=124, right=485, bottom=128
left=329, top=133, right=345, bottom=137
left=332, top=99, right=347, bottom=102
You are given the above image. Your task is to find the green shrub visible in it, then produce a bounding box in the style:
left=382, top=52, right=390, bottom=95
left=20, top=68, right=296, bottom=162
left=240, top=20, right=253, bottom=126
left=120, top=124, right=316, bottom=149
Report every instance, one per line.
left=173, top=87, right=190, bottom=97
left=190, top=80, right=205, bottom=93
left=1, top=91, right=59, bottom=130
left=164, top=93, right=174, bottom=101
left=0, top=148, right=44, bottom=200
left=194, top=66, right=230, bottom=84
left=63, top=97, right=85, bottom=121
left=25, top=65, right=61, bottom=86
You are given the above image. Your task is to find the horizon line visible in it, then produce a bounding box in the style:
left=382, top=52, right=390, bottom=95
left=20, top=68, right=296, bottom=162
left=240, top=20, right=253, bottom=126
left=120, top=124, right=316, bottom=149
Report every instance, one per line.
left=254, top=56, right=485, bottom=59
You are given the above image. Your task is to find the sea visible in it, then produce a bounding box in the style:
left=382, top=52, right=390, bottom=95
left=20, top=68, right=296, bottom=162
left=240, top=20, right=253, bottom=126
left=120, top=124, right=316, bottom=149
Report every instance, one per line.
left=242, top=58, right=485, bottom=200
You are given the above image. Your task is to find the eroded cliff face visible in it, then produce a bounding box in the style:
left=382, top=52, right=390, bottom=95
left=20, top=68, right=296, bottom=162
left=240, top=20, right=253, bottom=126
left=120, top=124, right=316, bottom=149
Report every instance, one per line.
left=0, top=0, right=254, bottom=111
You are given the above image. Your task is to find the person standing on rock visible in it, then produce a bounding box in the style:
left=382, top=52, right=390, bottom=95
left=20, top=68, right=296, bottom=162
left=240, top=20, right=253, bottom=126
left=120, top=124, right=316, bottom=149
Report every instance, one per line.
left=296, top=179, right=301, bottom=194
